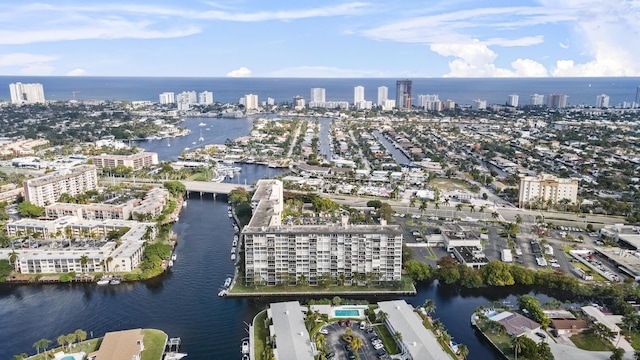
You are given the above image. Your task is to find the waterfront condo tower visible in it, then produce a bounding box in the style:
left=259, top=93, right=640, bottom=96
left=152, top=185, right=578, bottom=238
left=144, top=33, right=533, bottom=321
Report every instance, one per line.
left=9, top=82, right=45, bottom=104
left=547, top=93, right=568, bottom=108
left=596, top=94, right=609, bottom=108
left=396, top=79, right=412, bottom=110
left=377, top=86, right=388, bottom=106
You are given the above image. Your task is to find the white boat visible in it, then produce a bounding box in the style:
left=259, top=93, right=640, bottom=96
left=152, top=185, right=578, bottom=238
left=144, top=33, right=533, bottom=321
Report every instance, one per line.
left=218, top=289, right=227, bottom=297
left=231, top=247, right=236, bottom=254
left=184, top=147, right=190, bottom=151
left=168, top=260, right=174, bottom=267
left=232, top=239, right=237, bottom=247
left=164, top=352, right=188, bottom=360
left=171, top=254, right=177, bottom=261
left=242, top=340, right=250, bottom=354
left=227, top=212, right=233, bottom=218
left=182, top=201, right=187, bottom=208
left=96, top=278, right=110, bottom=285
left=231, top=253, right=236, bottom=261
left=224, top=277, right=232, bottom=288
left=109, top=279, right=121, bottom=285
left=198, top=122, right=206, bottom=126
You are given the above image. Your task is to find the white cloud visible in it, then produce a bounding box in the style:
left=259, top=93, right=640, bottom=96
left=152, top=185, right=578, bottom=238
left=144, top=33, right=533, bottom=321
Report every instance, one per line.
left=0, top=53, right=58, bottom=66
left=67, top=68, right=88, bottom=76
left=511, top=59, right=548, bottom=77
left=267, top=66, right=385, bottom=78
left=19, top=63, right=55, bottom=75
left=226, top=67, right=252, bottom=77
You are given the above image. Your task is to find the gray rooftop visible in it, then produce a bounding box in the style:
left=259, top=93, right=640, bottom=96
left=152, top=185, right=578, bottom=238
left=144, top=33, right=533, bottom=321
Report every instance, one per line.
left=268, top=301, right=314, bottom=360
left=377, top=300, right=451, bottom=360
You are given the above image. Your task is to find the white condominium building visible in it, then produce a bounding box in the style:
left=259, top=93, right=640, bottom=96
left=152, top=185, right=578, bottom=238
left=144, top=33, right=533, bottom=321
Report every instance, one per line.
left=90, top=152, right=158, bottom=170
left=159, top=92, right=175, bottom=104
left=471, top=99, right=487, bottom=110
left=310, top=88, right=326, bottom=103
left=10, top=82, right=45, bottom=104
left=23, top=165, right=98, bottom=207
left=199, top=91, right=214, bottom=105
left=377, top=86, right=388, bottom=106
left=530, top=94, right=544, bottom=106
left=596, top=94, right=609, bottom=108
left=242, top=180, right=403, bottom=286
left=518, top=174, right=579, bottom=207
left=354, top=86, right=365, bottom=104
left=508, top=94, right=519, bottom=107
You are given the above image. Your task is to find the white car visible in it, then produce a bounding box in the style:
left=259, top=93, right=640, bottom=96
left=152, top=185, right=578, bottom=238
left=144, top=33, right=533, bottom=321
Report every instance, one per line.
left=319, top=328, right=328, bottom=335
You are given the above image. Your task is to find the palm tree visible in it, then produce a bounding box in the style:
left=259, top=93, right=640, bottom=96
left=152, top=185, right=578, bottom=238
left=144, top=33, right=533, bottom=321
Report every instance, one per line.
left=106, top=257, right=113, bottom=273
left=512, top=335, right=525, bottom=360
left=611, top=348, right=625, bottom=360
left=409, top=197, right=416, bottom=208
left=622, top=313, right=640, bottom=335
left=469, top=204, right=475, bottom=213
left=455, top=203, right=463, bottom=212
left=65, top=333, right=77, bottom=347
left=457, top=343, right=469, bottom=359
left=33, top=338, right=51, bottom=356
left=74, top=329, right=87, bottom=343
left=515, top=214, right=523, bottom=225
left=376, top=310, right=388, bottom=324
left=633, top=349, right=640, bottom=360
left=57, top=335, right=66, bottom=348
left=79, top=255, right=89, bottom=273
left=432, top=319, right=445, bottom=335
left=315, top=333, right=326, bottom=351
left=351, top=336, right=364, bottom=352
left=423, top=299, right=436, bottom=317
left=419, top=200, right=428, bottom=214
left=393, top=331, right=403, bottom=344
left=491, top=211, right=500, bottom=221
left=9, top=250, right=18, bottom=265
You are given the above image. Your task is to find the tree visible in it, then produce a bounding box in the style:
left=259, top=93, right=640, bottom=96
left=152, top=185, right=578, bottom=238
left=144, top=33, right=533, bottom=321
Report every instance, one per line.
left=79, top=255, right=89, bottom=273
left=432, top=319, right=444, bottom=335
left=163, top=181, right=186, bottom=197
left=481, top=261, right=515, bottom=286
left=491, top=211, right=500, bottom=220
left=57, top=335, right=66, bottom=347
left=610, top=348, right=625, bottom=360
left=351, top=336, right=363, bottom=352
left=457, top=343, right=469, bottom=359
left=65, top=332, right=77, bottom=346
left=315, top=333, right=326, bottom=351
left=9, top=250, right=18, bottom=265
left=376, top=310, right=388, bottom=323
left=33, top=338, right=51, bottom=355
left=13, top=353, right=28, bottom=360
left=512, top=335, right=525, bottom=360
left=75, top=329, right=87, bottom=342
left=593, top=322, right=615, bottom=342
left=515, top=214, right=523, bottom=225
left=17, top=201, right=45, bottom=218
left=423, top=299, right=436, bottom=316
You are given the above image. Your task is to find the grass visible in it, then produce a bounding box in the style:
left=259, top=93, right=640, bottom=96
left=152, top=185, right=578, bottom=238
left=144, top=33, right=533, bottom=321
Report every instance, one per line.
left=229, top=275, right=415, bottom=295
left=430, top=178, right=472, bottom=191
left=570, top=330, right=614, bottom=351
left=419, top=314, right=458, bottom=360
left=254, top=310, right=269, bottom=360
left=624, top=330, right=640, bottom=350
left=28, top=339, right=102, bottom=360
left=425, top=246, right=437, bottom=260
left=188, top=172, right=209, bottom=181
left=475, top=319, right=516, bottom=360
left=140, top=329, right=167, bottom=360
left=374, top=325, right=401, bottom=355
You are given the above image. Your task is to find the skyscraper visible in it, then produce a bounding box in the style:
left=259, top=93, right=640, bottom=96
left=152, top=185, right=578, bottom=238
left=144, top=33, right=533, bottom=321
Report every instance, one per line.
left=377, top=86, right=388, bottom=106
left=244, top=94, right=259, bottom=110
left=507, top=94, right=519, bottom=107
left=198, top=91, right=213, bottom=105
left=354, top=86, right=365, bottom=104
left=310, top=88, right=325, bottom=103
left=530, top=94, right=544, bottom=106
left=396, top=79, right=412, bottom=110
left=596, top=94, right=609, bottom=108
left=9, top=82, right=45, bottom=104
left=158, top=92, right=175, bottom=104
left=547, top=93, right=568, bottom=108
left=635, top=86, right=640, bottom=106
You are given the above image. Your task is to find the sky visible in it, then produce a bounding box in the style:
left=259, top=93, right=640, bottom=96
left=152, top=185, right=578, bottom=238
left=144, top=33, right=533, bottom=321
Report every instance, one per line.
left=1, top=0, right=640, bottom=78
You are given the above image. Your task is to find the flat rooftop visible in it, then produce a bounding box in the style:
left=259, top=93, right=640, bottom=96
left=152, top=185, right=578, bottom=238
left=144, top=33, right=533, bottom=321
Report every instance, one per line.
left=595, top=247, right=640, bottom=278
left=268, top=301, right=314, bottom=360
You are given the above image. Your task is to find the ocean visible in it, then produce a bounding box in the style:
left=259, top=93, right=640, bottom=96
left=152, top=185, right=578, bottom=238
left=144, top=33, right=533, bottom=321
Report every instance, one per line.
left=0, top=76, right=639, bottom=107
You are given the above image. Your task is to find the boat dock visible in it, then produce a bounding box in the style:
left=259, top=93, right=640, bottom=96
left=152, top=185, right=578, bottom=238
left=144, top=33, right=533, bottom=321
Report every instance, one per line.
left=163, top=337, right=188, bottom=360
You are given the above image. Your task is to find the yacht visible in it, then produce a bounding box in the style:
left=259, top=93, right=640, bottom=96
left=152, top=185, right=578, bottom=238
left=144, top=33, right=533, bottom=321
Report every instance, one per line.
left=109, top=279, right=121, bottom=285
left=171, top=253, right=177, bottom=261
left=231, top=253, right=236, bottom=261
left=198, top=122, right=206, bottom=126
left=224, top=277, right=232, bottom=288
left=96, top=278, right=110, bottom=285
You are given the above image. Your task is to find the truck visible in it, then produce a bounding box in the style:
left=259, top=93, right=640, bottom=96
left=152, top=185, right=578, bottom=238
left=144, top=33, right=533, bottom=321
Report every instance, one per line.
left=501, top=249, right=513, bottom=263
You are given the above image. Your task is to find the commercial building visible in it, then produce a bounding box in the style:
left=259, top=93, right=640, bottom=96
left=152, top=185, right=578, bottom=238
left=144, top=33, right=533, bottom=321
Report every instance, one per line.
left=508, top=94, right=519, bottom=107
left=547, top=93, right=568, bottom=108
left=441, top=223, right=482, bottom=251
left=159, top=92, right=175, bottom=104
left=199, top=91, right=214, bottom=105
left=267, top=302, right=314, bottom=360
left=377, top=300, right=451, bottom=360
left=596, top=94, right=610, bottom=108
left=23, top=165, right=98, bottom=207
left=310, top=88, right=326, bottom=103
left=377, top=86, right=388, bottom=106
left=9, top=82, right=45, bottom=104
left=518, top=173, right=579, bottom=207
left=242, top=180, right=403, bottom=286
left=90, top=152, right=159, bottom=170
left=396, top=79, right=412, bottom=110
left=530, top=93, right=544, bottom=106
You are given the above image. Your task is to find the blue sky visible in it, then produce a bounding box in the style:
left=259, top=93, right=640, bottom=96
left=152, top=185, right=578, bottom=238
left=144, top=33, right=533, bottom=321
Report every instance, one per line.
left=1, top=0, right=639, bottom=77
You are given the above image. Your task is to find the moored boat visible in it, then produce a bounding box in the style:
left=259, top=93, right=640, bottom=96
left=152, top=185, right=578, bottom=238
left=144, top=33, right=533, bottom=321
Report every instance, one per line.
left=224, top=277, right=232, bottom=288
left=96, top=278, right=110, bottom=285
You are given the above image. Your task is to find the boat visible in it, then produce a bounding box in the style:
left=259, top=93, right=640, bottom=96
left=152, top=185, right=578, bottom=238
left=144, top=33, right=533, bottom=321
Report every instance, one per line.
left=241, top=339, right=250, bottom=354
left=218, top=289, right=227, bottom=297
left=232, top=239, right=237, bottom=247
left=96, top=278, right=110, bottom=285
left=198, top=129, right=204, bottom=142
left=191, top=141, right=196, bottom=145
left=228, top=212, right=233, bottom=218
left=171, top=254, right=177, bottom=261
left=198, top=122, right=206, bottom=126
left=168, top=260, right=174, bottom=267
left=231, top=253, right=236, bottom=261
left=231, top=247, right=236, bottom=254
left=224, top=277, right=232, bottom=288
left=164, top=353, right=188, bottom=360
left=109, top=279, right=121, bottom=285
left=182, top=201, right=187, bottom=208
left=184, top=147, right=190, bottom=151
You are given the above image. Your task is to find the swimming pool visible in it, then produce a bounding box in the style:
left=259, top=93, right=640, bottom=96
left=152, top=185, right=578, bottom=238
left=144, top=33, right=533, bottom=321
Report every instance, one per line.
left=335, top=309, right=360, bottom=317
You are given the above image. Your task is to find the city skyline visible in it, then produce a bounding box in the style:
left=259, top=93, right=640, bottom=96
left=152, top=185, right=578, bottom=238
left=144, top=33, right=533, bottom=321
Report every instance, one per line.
left=1, top=1, right=639, bottom=78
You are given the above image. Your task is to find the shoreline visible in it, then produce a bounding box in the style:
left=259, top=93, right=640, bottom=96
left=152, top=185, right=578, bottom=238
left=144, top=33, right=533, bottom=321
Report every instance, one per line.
left=226, top=289, right=417, bottom=298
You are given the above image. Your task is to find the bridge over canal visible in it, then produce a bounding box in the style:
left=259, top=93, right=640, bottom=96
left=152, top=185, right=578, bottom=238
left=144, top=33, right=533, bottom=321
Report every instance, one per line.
left=182, top=181, right=253, bottom=197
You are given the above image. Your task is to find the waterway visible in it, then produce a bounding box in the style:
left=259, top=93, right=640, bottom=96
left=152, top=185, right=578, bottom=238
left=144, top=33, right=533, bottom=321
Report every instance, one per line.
left=1, top=117, right=558, bottom=360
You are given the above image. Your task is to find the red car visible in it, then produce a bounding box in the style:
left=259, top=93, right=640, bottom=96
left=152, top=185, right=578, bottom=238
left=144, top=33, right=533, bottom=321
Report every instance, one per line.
left=346, top=320, right=352, bottom=327
left=339, top=320, right=345, bottom=326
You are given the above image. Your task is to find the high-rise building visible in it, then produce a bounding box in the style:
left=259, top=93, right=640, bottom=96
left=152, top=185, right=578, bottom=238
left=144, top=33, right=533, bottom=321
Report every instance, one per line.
left=507, top=94, right=519, bottom=107
left=518, top=174, right=579, bottom=208
left=530, top=94, right=544, bottom=106
left=377, top=86, right=388, bottom=106
left=471, top=99, right=487, bottom=110
left=198, top=91, right=213, bottom=105
left=442, top=99, right=456, bottom=110
left=158, top=92, right=175, bottom=104
left=23, top=165, right=98, bottom=207
left=243, top=180, right=403, bottom=286
left=354, top=86, right=365, bottom=104
left=310, top=88, right=325, bottom=103
left=381, top=99, right=396, bottom=111
left=417, top=94, right=442, bottom=111
left=635, top=86, right=640, bottom=106
left=396, top=79, right=412, bottom=110
left=244, top=94, right=258, bottom=110
left=267, top=97, right=275, bottom=106
left=547, top=93, right=568, bottom=108
left=293, top=96, right=305, bottom=109
left=596, top=94, right=609, bottom=108
left=9, top=82, right=45, bottom=104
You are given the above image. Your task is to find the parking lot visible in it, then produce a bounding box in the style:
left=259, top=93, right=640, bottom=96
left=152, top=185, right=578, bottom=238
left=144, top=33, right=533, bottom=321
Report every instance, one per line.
left=319, top=320, right=390, bottom=360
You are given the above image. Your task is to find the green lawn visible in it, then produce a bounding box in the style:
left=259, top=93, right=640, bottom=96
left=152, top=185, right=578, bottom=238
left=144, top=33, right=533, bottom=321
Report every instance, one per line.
left=430, top=178, right=472, bottom=191
left=424, top=247, right=437, bottom=260
left=572, top=263, right=608, bottom=281
left=374, top=325, right=401, bottom=355
left=230, top=275, right=415, bottom=295
left=476, top=319, right=516, bottom=360
left=570, top=330, right=614, bottom=351
left=624, top=330, right=640, bottom=350
left=28, top=339, right=102, bottom=360
left=253, top=310, right=269, bottom=360
left=140, top=329, right=167, bottom=360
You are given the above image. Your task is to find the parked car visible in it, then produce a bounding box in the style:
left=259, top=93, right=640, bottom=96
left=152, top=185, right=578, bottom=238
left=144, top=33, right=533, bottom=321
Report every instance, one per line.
left=359, top=321, right=366, bottom=330
left=535, top=331, right=547, bottom=339
left=319, top=327, right=328, bottom=335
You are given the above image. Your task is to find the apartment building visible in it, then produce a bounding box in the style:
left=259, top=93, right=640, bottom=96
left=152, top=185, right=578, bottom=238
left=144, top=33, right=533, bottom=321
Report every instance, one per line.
left=90, top=152, right=158, bottom=170
left=518, top=173, right=579, bottom=207
left=242, top=180, right=403, bottom=286
left=23, top=165, right=98, bottom=207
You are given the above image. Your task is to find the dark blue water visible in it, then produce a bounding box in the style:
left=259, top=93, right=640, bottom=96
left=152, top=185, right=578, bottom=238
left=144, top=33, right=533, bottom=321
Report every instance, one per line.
left=1, top=76, right=638, bottom=106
